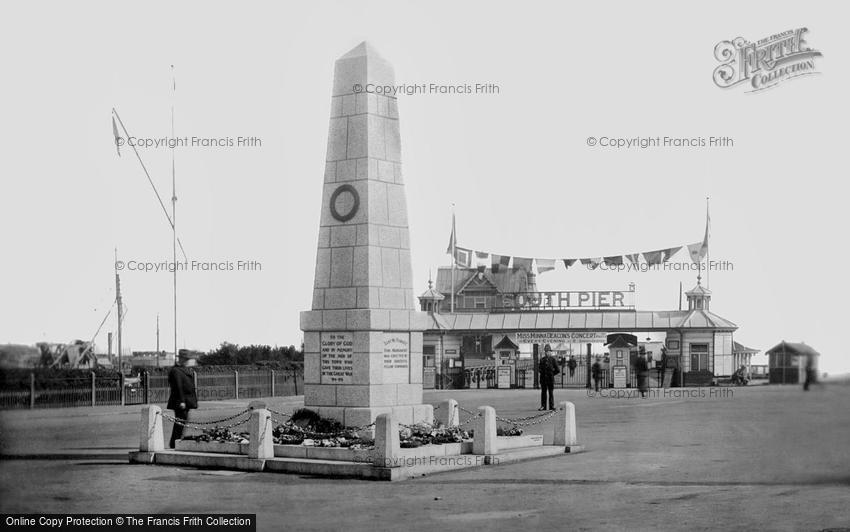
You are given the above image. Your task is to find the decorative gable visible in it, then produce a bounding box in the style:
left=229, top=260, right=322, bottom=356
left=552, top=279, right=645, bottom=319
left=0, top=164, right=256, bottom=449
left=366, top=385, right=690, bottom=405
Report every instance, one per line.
left=458, top=271, right=499, bottom=295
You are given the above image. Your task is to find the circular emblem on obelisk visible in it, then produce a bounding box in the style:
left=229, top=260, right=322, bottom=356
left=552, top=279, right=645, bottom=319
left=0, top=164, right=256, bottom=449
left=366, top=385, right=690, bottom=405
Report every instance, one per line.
left=329, top=184, right=360, bottom=222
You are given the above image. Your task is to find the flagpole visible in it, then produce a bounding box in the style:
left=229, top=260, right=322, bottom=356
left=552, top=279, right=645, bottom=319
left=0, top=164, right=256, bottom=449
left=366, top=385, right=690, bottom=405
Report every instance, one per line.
left=171, top=65, right=178, bottom=362
left=450, top=206, right=456, bottom=314
left=705, top=196, right=710, bottom=289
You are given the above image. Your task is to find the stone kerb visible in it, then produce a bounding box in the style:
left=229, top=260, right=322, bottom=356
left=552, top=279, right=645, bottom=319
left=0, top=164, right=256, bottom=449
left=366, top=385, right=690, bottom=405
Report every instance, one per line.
left=248, top=408, right=274, bottom=459
left=473, top=406, right=497, bottom=455
left=436, top=399, right=458, bottom=427
left=372, top=412, right=400, bottom=467
left=554, top=401, right=578, bottom=447
left=140, top=405, right=164, bottom=452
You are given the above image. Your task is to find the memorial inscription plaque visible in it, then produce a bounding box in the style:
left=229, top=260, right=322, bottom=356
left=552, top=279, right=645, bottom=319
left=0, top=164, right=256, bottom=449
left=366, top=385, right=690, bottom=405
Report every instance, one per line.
left=383, top=333, right=410, bottom=384
left=321, top=332, right=353, bottom=384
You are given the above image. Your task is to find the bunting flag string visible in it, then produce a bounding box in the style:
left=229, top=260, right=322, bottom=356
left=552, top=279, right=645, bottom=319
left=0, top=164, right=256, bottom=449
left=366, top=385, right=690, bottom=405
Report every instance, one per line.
left=454, top=247, right=472, bottom=268
left=513, top=257, right=533, bottom=273
left=536, top=258, right=556, bottom=275
left=491, top=254, right=511, bottom=273
left=447, top=242, right=706, bottom=272
left=474, top=251, right=490, bottom=272
left=445, top=218, right=710, bottom=273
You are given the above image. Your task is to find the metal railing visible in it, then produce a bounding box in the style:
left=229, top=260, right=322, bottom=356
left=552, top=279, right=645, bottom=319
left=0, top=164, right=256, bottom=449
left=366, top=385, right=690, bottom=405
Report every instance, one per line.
left=0, top=369, right=303, bottom=410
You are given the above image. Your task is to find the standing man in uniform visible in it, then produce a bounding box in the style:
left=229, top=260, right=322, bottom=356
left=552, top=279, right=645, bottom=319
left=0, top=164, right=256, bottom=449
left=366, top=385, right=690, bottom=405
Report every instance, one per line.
left=167, top=349, right=198, bottom=448
left=538, top=344, right=559, bottom=411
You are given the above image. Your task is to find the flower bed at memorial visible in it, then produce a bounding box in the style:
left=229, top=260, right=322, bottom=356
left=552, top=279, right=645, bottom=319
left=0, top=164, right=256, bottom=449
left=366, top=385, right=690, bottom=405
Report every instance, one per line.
left=178, top=408, right=528, bottom=451
left=399, top=423, right=470, bottom=448
left=183, top=427, right=249, bottom=444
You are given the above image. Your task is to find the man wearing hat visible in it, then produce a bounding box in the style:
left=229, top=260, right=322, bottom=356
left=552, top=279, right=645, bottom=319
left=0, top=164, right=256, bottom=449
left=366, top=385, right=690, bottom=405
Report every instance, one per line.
left=167, top=349, right=199, bottom=448
left=538, top=344, right=560, bottom=411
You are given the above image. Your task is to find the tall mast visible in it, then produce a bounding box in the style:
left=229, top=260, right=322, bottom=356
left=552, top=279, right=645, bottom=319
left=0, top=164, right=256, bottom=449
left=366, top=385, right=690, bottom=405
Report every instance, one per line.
left=156, top=313, right=160, bottom=367
left=705, top=197, right=711, bottom=289
left=115, top=247, right=123, bottom=374
left=450, top=206, right=456, bottom=313
left=171, top=65, right=178, bottom=362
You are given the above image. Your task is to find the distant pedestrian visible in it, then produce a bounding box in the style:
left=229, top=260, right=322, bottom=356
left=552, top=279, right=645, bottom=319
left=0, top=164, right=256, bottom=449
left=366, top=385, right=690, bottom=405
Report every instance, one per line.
left=167, top=349, right=198, bottom=448
left=592, top=357, right=602, bottom=392
left=636, top=349, right=649, bottom=398
left=658, top=347, right=668, bottom=387
left=568, top=355, right=578, bottom=378
left=538, top=344, right=559, bottom=410
left=803, top=353, right=816, bottom=391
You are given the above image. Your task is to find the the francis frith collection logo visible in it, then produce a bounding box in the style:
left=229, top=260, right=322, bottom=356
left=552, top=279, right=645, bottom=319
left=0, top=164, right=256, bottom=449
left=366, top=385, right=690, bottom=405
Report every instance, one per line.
left=713, top=28, right=822, bottom=93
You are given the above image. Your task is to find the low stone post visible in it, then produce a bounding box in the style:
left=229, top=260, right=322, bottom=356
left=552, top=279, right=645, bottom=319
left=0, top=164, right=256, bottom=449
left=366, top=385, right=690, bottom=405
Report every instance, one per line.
left=372, top=413, right=399, bottom=467
left=436, top=399, right=458, bottom=427
left=554, top=401, right=577, bottom=447
left=248, top=408, right=273, bottom=459
left=140, top=405, right=164, bottom=452
left=473, top=406, right=496, bottom=455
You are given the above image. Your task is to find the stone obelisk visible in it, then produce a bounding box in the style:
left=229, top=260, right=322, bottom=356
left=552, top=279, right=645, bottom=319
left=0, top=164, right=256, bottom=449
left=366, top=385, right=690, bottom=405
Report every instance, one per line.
left=300, top=42, right=432, bottom=429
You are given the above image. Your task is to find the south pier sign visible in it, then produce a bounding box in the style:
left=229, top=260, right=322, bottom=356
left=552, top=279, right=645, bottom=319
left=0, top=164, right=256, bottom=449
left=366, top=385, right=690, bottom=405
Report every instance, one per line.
left=713, top=27, right=822, bottom=93
left=493, top=290, right=635, bottom=311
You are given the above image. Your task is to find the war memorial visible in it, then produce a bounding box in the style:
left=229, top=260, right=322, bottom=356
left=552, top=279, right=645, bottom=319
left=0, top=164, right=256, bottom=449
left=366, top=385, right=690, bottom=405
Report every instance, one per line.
left=128, top=43, right=582, bottom=480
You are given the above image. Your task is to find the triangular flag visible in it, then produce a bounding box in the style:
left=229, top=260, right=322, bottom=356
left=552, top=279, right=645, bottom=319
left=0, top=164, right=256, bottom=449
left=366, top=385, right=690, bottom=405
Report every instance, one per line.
left=513, top=257, right=533, bottom=273
left=562, top=259, right=577, bottom=269
left=112, top=116, right=121, bottom=157
left=662, top=246, right=682, bottom=262
left=536, top=258, right=556, bottom=275
left=687, top=242, right=706, bottom=264
left=492, top=254, right=511, bottom=273
left=475, top=251, right=490, bottom=272
left=696, top=202, right=710, bottom=262
left=454, top=247, right=472, bottom=268
left=626, top=253, right=640, bottom=265
left=580, top=258, right=602, bottom=270
left=446, top=213, right=456, bottom=254
left=604, top=256, right=623, bottom=266
left=643, top=250, right=663, bottom=265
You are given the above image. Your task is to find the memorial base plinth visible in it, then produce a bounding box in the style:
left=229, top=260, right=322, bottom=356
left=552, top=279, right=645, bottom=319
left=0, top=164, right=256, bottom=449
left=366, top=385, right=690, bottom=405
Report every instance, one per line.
left=313, top=404, right=434, bottom=432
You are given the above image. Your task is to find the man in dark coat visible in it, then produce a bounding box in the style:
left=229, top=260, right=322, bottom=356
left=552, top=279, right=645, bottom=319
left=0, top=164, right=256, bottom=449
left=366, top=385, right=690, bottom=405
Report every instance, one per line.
left=636, top=348, right=649, bottom=398
left=803, top=354, right=816, bottom=391
left=167, top=349, right=198, bottom=448
left=538, top=344, right=559, bottom=410
left=567, top=355, right=578, bottom=377
left=591, top=357, right=602, bottom=392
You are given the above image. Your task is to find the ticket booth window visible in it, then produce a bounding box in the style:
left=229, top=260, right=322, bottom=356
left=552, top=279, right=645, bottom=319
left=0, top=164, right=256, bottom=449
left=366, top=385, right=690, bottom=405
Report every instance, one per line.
left=690, top=343, right=709, bottom=371
left=423, top=345, right=435, bottom=367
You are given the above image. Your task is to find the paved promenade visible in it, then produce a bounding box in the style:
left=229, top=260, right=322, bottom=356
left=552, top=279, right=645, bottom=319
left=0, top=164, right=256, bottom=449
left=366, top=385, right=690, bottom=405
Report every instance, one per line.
left=1, top=384, right=849, bottom=531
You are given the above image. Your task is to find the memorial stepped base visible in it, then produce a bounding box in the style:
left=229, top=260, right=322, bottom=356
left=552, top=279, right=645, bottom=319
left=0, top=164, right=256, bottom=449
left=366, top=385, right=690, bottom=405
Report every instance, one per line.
left=128, top=401, right=582, bottom=481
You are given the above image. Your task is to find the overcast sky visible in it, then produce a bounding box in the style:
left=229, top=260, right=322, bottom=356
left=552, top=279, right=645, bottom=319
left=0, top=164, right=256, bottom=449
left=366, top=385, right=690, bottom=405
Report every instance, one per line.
left=1, top=1, right=846, bottom=373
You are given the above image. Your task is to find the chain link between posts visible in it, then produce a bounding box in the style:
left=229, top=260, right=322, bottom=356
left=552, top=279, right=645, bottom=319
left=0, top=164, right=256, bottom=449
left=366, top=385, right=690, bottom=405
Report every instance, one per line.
left=456, top=405, right=562, bottom=427
left=267, top=407, right=292, bottom=420
left=496, top=406, right=563, bottom=426
left=162, top=402, right=558, bottom=439
left=160, top=410, right=251, bottom=432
